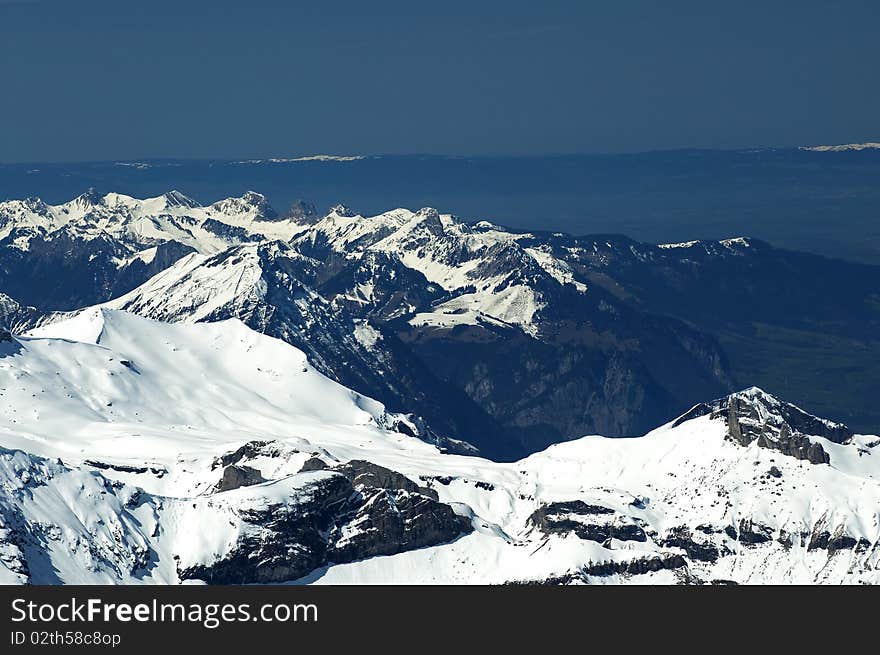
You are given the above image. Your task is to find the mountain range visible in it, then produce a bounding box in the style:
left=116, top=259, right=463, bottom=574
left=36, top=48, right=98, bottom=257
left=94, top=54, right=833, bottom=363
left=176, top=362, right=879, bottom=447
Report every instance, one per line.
left=3, top=148, right=880, bottom=264
left=2, top=189, right=877, bottom=450
left=0, top=188, right=878, bottom=584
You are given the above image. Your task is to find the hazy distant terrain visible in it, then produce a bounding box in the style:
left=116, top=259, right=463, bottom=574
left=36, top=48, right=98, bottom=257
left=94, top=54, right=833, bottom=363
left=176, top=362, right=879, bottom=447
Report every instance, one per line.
left=2, top=147, right=879, bottom=264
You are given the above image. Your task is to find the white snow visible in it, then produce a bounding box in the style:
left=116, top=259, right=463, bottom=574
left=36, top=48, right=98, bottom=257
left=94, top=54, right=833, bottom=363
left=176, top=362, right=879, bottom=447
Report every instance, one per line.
left=233, top=155, right=365, bottom=164
left=800, top=142, right=880, bottom=152
left=525, top=246, right=588, bottom=293
left=658, top=240, right=700, bottom=249
left=0, top=190, right=309, bottom=257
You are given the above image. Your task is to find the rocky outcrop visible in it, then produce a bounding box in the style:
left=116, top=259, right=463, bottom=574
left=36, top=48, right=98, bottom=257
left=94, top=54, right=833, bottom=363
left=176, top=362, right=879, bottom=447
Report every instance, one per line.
left=735, top=519, right=774, bottom=545
left=83, top=459, right=166, bottom=477
left=0, top=293, right=39, bottom=335
left=675, top=388, right=849, bottom=465
left=334, top=460, right=438, bottom=500
left=807, top=523, right=869, bottom=554
left=179, top=468, right=471, bottom=584
left=215, top=465, right=265, bottom=492
left=299, top=457, right=328, bottom=472
left=327, top=487, right=468, bottom=563
left=580, top=555, right=688, bottom=578
left=660, top=526, right=723, bottom=563
left=528, top=501, right=646, bottom=543
left=212, top=440, right=288, bottom=469
left=756, top=423, right=830, bottom=465
left=510, top=554, right=688, bottom=584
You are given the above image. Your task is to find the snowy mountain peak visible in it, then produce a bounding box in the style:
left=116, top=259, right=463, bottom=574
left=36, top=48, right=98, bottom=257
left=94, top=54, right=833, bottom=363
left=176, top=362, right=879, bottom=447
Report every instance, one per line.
left=211, top=191, right=276, bottom=219
left=472, top=220, right=500, bottom=230
left=210, top=190, right=278, bottom=220
left=329, top=204, right=357, bottom=218
left=104, top=241, right=314, bottom=323
left=11, top=197, right=50, bottom=215
left=241, top=190, right=268, bottom=205
left=72, top=187, right=102, bottom=207
left=162, top=189, right=201, bottom=209
left=674, top=387, right=854, bottom=465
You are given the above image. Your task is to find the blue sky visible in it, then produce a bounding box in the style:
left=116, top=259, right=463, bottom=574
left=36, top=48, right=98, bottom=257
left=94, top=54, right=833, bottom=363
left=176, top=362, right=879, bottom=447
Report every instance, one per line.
left=1, top=0, right=878, bottom=162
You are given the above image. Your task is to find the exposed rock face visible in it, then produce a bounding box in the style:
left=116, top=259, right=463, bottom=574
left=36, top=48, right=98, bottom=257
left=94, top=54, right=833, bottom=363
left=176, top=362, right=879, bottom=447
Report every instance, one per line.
left=111, top=241, right=197, bottom=299
left=528, top=501, right=647, bottom=543
left=675, top=388, right=850, bottom=464
left=511, top=555, right=689, bottom=584
left=0, top=325, right=22, bottom=358
left=0, top=231, right=196, bottom=312
left=179, top=469, right=471, bottom=584
left=180, top=473, right=350, bottom=584
left=660, top=526, right=723, bottom=563
left=327, top=487, right=468, bottom=563
left=808, top=531, right=860, bottom=554
left=580, top=555, right=688, bottom=579
left=299, top=457, right=328, bottom=472
left=215, top=465, right=265, bottom=492
left=0, top=293, right=39, bottom=334
left=212, top=440, right=288, bottom=470
left=756, top=423, right=830, bottom=465
left=317, top=250, right=443, bottom=322
left=735, top=520, right=774, bottom=545
left=806, top=521, right=868, bottom=554
left=334, top=460, right=438, bottom=500
left=400, top=319, right=730, bottom=456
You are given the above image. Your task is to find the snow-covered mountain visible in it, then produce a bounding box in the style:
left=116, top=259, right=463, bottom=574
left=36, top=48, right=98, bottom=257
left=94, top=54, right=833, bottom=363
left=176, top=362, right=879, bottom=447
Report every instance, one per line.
left=1, top=190, right=877, bottom=457
left=0, top=190, right=748, bottom=334
left=93, top=242, right=507, bottom=456
left=0, top=189, right=313, bottom=313
left=1, top=311, right=878, bottom=584
left=0, top=189, right=304, bottom=254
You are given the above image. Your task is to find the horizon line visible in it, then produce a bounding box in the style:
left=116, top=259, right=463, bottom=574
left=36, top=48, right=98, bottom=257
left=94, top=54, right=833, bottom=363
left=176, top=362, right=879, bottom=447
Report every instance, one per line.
left=5, top=141, right=880, bottom=167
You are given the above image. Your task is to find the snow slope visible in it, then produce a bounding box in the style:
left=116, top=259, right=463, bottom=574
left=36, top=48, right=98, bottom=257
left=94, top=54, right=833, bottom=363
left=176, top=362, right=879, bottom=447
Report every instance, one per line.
left=11, top=309, right=391, bottom=471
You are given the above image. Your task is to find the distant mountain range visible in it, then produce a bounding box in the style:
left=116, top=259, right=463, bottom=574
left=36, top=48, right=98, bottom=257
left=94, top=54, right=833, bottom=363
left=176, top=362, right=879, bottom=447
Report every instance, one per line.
left=2, top=147, right=879, bottom=264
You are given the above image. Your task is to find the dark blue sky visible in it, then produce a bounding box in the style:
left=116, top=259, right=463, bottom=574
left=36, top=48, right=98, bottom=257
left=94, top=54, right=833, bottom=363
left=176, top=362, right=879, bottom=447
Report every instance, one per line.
left=2, top=0, right=878, bottom=162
